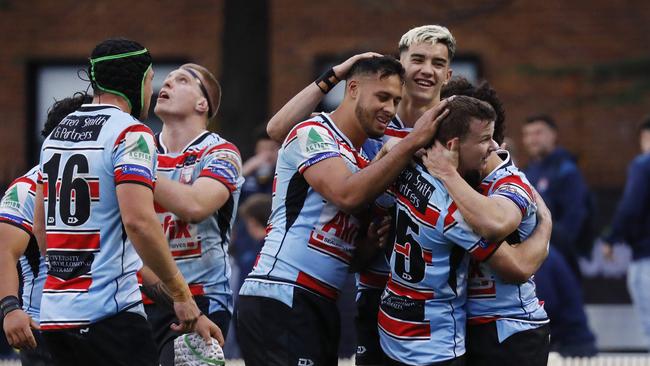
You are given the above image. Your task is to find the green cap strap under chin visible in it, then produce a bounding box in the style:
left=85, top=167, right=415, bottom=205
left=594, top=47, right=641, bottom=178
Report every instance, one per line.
left=89, top=48, right=150, bottom=111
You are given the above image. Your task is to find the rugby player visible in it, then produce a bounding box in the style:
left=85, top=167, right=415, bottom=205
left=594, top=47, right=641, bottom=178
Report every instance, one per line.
left=0, top=93, right=90, bottom=365
left=378, top=96, right=551, bottom=365
left=237, top=56, right=448, bottom=365
left=265, top=24, right=457, bottom=366
left=423, top=77, right=550, bottom=365
left=140, top=63, right=239, bottom=365
left=32, top=38, right=219, bottom=366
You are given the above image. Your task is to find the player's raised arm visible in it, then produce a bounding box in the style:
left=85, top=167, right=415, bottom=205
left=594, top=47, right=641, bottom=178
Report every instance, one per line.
left=267, top=52, right=382, bottom=142
left=302, top=100, right=449, bottom=213
left=423, top=140, right=522, bottom=242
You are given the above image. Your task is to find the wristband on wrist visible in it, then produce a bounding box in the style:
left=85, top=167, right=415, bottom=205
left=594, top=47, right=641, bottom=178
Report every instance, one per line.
left=0, top=296, right=21, bottom=317
left=314, top=68, right=340, bottom=94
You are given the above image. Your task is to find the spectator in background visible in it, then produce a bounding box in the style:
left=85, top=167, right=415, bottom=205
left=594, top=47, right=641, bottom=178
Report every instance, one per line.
left=603, top=116, right=650, bottom=350
left=240, top=127, right=279, bottom=203
left=522, top=114, right=593, bottom=277
left=534, top=248, right=597, bottom=357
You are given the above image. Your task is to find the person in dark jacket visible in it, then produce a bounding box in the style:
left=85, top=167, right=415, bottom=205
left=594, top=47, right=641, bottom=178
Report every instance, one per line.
left=522, top=114, right=592, bottom=277
left=603, top=116, right=650, bottom=350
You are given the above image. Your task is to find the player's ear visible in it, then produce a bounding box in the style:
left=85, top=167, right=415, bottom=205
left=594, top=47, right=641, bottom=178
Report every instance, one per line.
left=347, top=79, right=359, bottom=99
left=196, top=98, right=209, bottom=115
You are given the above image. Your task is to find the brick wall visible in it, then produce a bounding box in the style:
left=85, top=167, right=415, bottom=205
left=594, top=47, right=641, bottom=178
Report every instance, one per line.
left=269, top=0, right=650, bottom=188
left=0, top=0, right=225, bottom=181
left=1, top=0, right=649, bottom=188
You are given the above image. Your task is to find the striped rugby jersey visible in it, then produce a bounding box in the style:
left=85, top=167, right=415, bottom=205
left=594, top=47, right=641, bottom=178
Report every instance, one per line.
left=357, top=115, right=413, bottom=292
left=38, top=104, right=157, bottom=330
left=152, top=131, right=243, bottom=314
left=240, top=113, right=369, bottom=305
left=379, top=162, right=500, bottom=364
left=0, top=166, right=47, bottom=322
left=467, top=151, right=548, bottom=340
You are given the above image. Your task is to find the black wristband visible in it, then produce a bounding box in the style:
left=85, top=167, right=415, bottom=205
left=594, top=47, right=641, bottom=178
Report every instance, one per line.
left=0, top=295, right=21, bottom=317
left=314, top=68, right=340, bottom=94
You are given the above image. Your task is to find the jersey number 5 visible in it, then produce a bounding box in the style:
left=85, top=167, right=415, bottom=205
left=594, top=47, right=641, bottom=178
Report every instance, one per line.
left=393, top=209, right=425, bottom=283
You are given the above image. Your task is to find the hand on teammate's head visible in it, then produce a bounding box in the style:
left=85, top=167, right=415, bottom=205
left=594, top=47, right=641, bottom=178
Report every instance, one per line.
left=409, top=97, right=452, bottom=148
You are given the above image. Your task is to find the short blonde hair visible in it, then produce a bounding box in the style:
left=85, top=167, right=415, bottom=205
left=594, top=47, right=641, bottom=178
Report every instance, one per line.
left=180, top=63, right=222, bottom=119
left=398, top=25, right=456, bottom=60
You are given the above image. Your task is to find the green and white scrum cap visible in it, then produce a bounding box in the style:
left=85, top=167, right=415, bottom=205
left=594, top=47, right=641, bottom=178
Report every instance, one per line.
left=89, top=38, right=152, bottom=119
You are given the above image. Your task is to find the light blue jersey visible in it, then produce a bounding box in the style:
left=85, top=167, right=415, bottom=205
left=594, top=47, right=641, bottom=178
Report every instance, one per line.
left=379, top=163, right=500, bottom=364
left=467, top=151, right=548, bottom=341
left=151, top=131, right=243, bottom=314
left=358, top=116, right=412, bottom=292
left=38, top=104, right=157, bottom=330
left=240, top=113, right=369, bottom=305
left=0, top=166, right=47, bottom=322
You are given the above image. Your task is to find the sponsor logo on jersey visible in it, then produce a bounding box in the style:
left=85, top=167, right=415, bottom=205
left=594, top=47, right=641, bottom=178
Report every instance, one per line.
left=0, top=186, right=20, bottom=210
left=50, top=115, right=108, bottom=142
left=305, top=127, right=331, bottom=153
left=298, top=358, right=314, bottom=366
left=128, top=135, right=153, bottom=161
left=396, top=166, right=434, bottom=213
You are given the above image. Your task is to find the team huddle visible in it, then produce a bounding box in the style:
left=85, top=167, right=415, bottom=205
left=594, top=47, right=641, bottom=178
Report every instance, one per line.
left=0, top=25, right=552, bottom=366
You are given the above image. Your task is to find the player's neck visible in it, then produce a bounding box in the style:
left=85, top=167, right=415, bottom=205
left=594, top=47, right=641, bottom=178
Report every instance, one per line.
left=329, top=105, right=366, bottom=150
left=92, top=94, right=130, bottom=114
left=397, top=94, right=440, bottom=127
left=160, top=117, right=206, bottom=153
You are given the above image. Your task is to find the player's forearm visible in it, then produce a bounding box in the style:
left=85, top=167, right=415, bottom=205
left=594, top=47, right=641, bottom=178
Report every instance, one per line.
left=267, top=83, right=325, bottom=142
left=154, top=177, right=210, bottom=223
left=125, top=214, right=192, bottom=300
left=33, top=186, right=46, bottom=256
left=337, top=138, right=421, bottom=212
left=0, top=253, right=21, bottom=300
left=438, top=170, right=516, bottom=241
left=510, top=214, right=551, bottom=277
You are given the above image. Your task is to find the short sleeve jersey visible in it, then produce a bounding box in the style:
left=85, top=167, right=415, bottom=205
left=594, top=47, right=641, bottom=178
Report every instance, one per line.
left=38, top=104, right=157, bottom=330
left=378, top=163, right=500, bottom=364
left=152, top=132, right=243, bottom=314
left=467, top=151, right=548, bottom=327
left=358, top=116, right=413, bottom=292
left=0, top=166, right=47, bottom=321
left=242, top=113, right=369, bottom=303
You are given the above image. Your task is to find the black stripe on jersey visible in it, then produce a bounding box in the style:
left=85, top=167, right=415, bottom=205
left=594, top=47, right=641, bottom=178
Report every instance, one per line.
left=155, top=133, right=165, bottom=154
left=77, top=105, right=121, bottom=112
left=183, top=131, right=211, bottom=153
left=450, top=300, right=458, bottom=358
left=505, top=230, right=521, bottom=245
left=447, top=246, right=465, bottom=296
left=25, top=236, right=41, bottom=282
left=320, top=114, right=355, bottom=150
left=217, top=195, right=235, bottom=288
left=284, top=172, right=310, bottom=232
left=266, top=172, right=310, bottom=277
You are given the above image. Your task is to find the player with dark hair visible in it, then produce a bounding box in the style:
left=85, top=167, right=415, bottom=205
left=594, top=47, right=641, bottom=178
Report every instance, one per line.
left=0, top=93, right=91, bottom=365
left=32, top=38, right=218, bottom=366
left=139, top=62, right=238, bottom=365
left=237, top=55, right=448, bottom=365
left=265, top=25, right=457, bottom=366
left=379, top=96, right=551, bottom=365
left=428, top=79, right=551, bottom=365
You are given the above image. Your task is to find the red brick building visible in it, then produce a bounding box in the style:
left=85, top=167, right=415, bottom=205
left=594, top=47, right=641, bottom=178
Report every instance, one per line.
left=1, top=0, right=649, bottom=189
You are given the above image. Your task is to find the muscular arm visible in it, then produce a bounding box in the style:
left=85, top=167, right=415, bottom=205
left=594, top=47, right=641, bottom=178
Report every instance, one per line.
left=424, top=142, right=521, bottom=242
left=154, top=176, right=230, bottom=223
left=486, top=194, right=552, bottom=283
left=267, top=52, right=382, bottom=142
left=0, top=224, right=38, bottom=349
